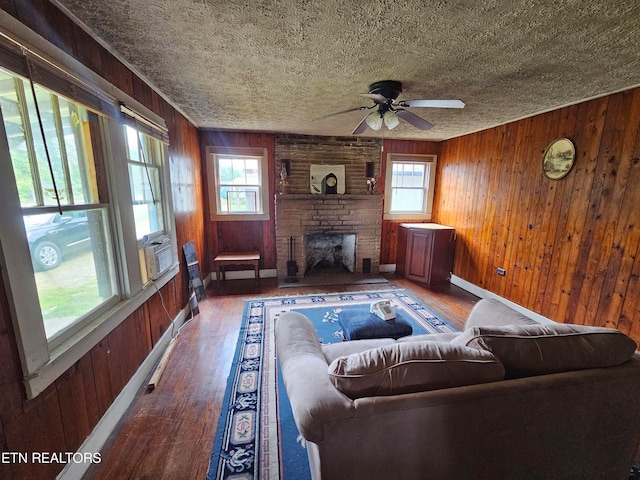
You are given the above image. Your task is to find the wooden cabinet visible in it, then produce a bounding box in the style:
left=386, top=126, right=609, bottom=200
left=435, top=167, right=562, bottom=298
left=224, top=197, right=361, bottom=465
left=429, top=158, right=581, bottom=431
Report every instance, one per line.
left=396, top=223, right=455, bottom=286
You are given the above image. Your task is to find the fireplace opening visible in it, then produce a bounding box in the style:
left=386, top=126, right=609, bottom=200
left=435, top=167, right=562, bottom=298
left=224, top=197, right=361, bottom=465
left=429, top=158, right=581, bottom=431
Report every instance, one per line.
left=305, top=233, right=356, bottom=276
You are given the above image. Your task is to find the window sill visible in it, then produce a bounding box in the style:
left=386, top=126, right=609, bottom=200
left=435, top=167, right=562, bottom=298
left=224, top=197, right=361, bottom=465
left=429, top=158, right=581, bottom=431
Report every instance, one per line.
left=210, top=213, right=270, bottom=222
left=23, top=263, right=180, bottom=399
left=383, top=213, right=433, bottom=221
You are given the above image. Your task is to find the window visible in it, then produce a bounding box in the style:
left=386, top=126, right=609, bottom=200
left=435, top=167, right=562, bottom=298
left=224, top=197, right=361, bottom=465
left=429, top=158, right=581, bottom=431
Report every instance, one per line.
left=124, top=124, right=166, bottom=240
left=121, top=107, right=173, bottom=282
left=207, top=147, right=270, bottom=221
left=0, top=70, right=118, bottom=343
left=0, top=30, right=178, bottom=398
left=383, top=154, right=437, bottom=221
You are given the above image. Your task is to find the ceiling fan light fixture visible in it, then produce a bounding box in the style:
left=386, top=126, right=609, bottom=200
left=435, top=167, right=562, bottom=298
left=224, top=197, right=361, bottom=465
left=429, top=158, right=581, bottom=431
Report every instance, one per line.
left=317, top=81, right=464, bottom=134
left=383, top=110, right=400, bottom=129
left=365, top=111, right=383, bottom=130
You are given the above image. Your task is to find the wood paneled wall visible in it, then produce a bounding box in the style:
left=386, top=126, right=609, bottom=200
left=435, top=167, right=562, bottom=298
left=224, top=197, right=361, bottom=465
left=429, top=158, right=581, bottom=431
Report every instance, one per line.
left=0, top=2, right=204, bottom=479
left=434, top=88, right=640, bottom=344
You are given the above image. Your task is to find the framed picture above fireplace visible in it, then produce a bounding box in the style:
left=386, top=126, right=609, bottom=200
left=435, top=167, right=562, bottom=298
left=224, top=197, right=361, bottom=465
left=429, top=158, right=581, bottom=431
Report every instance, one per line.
left=310, top=164, right=346, bottom=194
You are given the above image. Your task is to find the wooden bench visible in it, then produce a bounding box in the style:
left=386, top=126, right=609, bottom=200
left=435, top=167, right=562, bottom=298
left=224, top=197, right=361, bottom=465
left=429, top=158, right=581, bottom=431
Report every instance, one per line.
left=213, top=251, right=261, bottom=285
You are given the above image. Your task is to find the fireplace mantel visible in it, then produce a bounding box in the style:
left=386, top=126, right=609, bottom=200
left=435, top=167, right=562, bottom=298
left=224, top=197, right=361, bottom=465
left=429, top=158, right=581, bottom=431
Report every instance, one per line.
left=274, top=193, right=383, bottom=280
left=275, top=193, right=383, bottom=201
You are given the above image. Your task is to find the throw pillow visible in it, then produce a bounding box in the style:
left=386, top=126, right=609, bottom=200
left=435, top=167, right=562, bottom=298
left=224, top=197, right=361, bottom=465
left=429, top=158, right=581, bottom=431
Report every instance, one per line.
left=327, top=341, right=505, bottom=399
left=452, top=323, right=638, bottom=378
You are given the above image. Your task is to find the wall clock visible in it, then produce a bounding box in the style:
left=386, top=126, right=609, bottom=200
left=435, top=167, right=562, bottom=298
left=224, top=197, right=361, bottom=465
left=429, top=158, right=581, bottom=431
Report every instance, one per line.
left=322, top=173, right=338, bottom=194
left=542, top=138, right=575, bottom=180
left=310, top=164, right=345, bottom=194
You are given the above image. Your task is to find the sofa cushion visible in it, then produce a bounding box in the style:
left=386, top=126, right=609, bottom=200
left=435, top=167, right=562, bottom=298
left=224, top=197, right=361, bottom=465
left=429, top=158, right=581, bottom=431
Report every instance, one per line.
left=452, top=323, right=638, bottom=378
left=323, top=334, right=462, bottom=364
left=326, top=341, right=505, bottom=399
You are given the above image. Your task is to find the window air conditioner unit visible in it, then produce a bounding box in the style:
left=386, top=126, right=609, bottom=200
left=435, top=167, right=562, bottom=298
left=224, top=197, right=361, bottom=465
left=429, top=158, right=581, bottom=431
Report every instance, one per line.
left=145, top=235, right=173, bottom=280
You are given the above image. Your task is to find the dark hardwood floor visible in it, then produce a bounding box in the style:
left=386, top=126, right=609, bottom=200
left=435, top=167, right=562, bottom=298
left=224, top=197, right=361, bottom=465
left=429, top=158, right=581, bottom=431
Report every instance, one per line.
left=83, top=275, right=479, bottom=479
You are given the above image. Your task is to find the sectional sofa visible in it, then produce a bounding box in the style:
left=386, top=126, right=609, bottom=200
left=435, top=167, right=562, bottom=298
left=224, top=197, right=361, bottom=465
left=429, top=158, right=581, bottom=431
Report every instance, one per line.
left=276, top=298, right=640, bottom=480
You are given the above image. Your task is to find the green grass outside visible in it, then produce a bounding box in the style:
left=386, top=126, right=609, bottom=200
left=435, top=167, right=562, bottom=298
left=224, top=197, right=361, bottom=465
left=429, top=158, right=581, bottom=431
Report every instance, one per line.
left=34, top=250, right=105, bottom=330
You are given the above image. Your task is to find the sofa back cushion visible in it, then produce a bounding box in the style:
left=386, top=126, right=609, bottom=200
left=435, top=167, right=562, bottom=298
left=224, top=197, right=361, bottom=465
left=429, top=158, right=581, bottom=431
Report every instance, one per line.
left=327, top=341, right=505, bottom=399
left=452, top=323, right=638, bottom=378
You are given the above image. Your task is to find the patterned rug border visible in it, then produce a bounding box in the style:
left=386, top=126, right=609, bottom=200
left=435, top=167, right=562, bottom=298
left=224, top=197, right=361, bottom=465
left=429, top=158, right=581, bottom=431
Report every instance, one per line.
left=206, top=289, right=459, bottom=480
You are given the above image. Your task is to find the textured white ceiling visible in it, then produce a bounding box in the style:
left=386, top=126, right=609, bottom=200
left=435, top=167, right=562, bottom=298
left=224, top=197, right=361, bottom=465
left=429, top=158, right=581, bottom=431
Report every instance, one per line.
left=53, top=0, right=640, bottom=140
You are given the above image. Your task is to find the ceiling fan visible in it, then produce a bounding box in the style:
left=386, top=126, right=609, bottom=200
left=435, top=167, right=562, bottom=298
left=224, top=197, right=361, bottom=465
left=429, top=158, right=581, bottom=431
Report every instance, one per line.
left=315, top=80, right=465, bottom=134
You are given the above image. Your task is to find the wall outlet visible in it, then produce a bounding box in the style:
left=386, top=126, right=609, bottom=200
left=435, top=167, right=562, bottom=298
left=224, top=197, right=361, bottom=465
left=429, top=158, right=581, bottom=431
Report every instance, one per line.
left=497, top=267, right=506, bottom=276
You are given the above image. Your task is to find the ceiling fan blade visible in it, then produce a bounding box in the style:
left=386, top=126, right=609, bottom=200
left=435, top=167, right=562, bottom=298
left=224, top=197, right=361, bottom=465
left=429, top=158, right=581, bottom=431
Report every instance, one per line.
left=395, top=109, right=434, bottom=131
left=399, top=99, right=465, bottom=108
left=359, top=93, right=388, bottom=103
left=352, top=115, right=369, bottom=135
left=313, top=106, right=367, bottom=121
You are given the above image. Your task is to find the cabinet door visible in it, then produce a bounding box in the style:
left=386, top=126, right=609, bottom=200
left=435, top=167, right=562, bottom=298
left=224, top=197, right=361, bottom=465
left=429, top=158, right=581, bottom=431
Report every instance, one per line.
left=406, top=229, right=433, bottom=283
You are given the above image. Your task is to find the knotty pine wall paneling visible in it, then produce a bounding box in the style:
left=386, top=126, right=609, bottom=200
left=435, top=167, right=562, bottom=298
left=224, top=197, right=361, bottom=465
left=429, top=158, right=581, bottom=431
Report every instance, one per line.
left=0, top=3, right=205, bottom=479
left=565, top=92, right=638, bottom=328
left=533, top=104, right=587, bottom=317
left=435, top=87, right=640, bottom=345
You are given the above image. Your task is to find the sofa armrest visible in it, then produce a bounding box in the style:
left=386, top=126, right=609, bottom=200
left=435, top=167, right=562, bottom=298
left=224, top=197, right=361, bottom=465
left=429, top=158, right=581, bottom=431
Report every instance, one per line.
left=275, top=312, right=355, bottom=443
left=465, top=298, right=539, bottom=329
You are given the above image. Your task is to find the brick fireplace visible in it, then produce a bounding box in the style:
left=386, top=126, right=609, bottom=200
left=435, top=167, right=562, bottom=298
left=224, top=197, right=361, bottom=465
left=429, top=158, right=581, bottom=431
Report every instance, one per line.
left=275, top=194, right=383, bottom=281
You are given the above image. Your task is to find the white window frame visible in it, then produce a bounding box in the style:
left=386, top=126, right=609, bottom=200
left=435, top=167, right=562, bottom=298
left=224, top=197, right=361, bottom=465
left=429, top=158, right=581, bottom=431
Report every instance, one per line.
left=111, top=109, right=177, bottom=291
left=124, top=124, right=167, bottom=241
left=206, top=146, right=270, bottom=221
left=383, top=153, right=437, bottom=221
left=0, top=20, right=178, bottom=399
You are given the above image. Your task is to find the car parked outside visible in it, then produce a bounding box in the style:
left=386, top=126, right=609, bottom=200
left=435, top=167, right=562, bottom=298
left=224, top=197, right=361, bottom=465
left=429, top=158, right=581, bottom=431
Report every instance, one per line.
left=24, top=211, right=91, bottom=270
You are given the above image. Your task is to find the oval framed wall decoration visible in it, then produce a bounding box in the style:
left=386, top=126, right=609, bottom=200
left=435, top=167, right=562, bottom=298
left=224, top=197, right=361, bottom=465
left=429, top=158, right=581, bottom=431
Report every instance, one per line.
left=542, top=138, right=576, bottom=180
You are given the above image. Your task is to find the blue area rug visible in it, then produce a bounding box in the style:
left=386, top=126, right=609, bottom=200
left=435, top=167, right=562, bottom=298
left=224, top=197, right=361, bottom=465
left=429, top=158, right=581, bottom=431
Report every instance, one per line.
left=206, top=289, right=459, bottom=480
